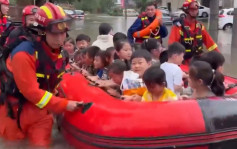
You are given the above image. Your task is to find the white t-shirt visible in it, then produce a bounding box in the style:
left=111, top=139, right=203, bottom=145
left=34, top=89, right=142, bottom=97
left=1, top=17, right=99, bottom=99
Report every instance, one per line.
left=160, top=62, right=183, bottom=92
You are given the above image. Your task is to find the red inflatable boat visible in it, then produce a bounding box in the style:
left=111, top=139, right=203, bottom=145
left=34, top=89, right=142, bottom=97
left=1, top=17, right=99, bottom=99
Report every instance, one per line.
left=60, top=73, right=237, bottom=149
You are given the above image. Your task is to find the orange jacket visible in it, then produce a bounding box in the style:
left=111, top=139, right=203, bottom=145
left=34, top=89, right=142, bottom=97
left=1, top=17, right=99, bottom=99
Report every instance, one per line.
left=6, top=41, right=68, bottom=113
left=168, top=19, right=219, bottom=52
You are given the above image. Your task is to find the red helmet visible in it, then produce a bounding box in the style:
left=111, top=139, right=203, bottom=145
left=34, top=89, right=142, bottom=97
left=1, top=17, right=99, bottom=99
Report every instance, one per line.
left=35, top=2, right=72, bottom=33
left=22, top=5, right=39, bottom=26
left=0, top=0, right=9, bottom=5
left=182, top=0, right=199, bottom=12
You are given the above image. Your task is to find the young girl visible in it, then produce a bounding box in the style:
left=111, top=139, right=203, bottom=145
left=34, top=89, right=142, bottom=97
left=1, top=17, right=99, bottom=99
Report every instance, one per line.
left=106, top=47, right=116, bottom=64
left=114, top=40, right=133, bottom=69
left=188, top=61, right=225, bottom=98
left=63, top=37, right=76, bottom=62
left=142, top=66, right=177, bottom=102
left=94, top=51, right=110, bottom=80
left=141, top=38, right=163, bottom=65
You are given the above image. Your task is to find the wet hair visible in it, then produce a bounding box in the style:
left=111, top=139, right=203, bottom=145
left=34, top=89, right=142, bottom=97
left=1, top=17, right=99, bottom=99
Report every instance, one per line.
left=95, top=51, right=110, bottom=67
left=99, top=23, right=113, bottom=35
left=199, top=51, right=225, bottom=70
left=167, top=42, right=185, bottom=58
left=143, top=66, right=166, bottom=87
left=146, top=1, right=157, bottom=9
left=114, top=40, right=130, bottom=53
left=76, top=34, right=91, bottom=42
left=64, top=37, right=75, bottom=46
left=141, top=38, right=161, bottom=53
left=131, top=49, right=152, bottom=62
left=160, top=50, right=168, bottom=64
left=113, top=32, right=127, bottom=44
left=108, top=60, right=128, bottom=74
left=86, top=46, right=101, bottom=59
left=74, top=49, right=87, bottom=60
left=189, top=61, right=225, bottom=96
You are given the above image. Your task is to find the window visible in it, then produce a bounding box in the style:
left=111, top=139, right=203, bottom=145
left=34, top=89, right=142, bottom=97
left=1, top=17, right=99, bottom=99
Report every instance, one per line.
left=219, top=10, right=224, bottom=15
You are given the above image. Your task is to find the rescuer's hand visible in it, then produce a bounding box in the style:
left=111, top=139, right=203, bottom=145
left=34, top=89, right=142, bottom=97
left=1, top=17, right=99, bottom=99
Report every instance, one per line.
left=66, top=101, right=84, bottom=112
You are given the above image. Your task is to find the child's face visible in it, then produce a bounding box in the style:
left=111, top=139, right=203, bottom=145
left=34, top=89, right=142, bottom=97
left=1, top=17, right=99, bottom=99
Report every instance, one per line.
left=109, top=72, right=123, bottom=85
left=76, top=40, right=90, bottom=50
left=94, top=56, right=104, bottom=69
left=117, top=43, right=132, bottom=60
left=217, top=65, right=224, bottom=73
left=188, top=73, right=203, bottom=90
left=85, top=53, right=93, bottom=66
left=131, top=58, right=151, bottom=77
left=63, top=41, right=75, bottom=55
left=173, top=53, right=184, bottom=65
left=147, top=83, right=165, bottom=95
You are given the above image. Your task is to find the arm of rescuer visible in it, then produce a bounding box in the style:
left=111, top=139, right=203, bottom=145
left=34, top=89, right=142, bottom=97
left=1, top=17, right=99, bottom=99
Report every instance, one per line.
left=168, top=25, right=220, bottom=52
left=10, top=52, right=79, bottom=113
left=127, top=18, right=142, bottom=44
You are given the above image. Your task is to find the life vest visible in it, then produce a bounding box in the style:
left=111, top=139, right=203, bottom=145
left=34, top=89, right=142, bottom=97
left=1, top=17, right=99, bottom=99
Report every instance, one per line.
left=136, top=12, right=161, bottom=43
left=0, top=41, right=66, bottom=129
left=174, top=18, right=204, bottom=60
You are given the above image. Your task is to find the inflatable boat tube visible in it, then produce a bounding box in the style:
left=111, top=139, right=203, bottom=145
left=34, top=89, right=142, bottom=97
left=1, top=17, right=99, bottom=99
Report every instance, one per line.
left=60, top=73, right=237, bottom=149
left=133, top=10, right=162, bottom=38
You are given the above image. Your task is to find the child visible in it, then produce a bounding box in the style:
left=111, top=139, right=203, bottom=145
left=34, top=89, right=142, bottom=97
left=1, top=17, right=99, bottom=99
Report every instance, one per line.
left=106, top=60, right=128, bottom=98
left=106, top=47, right=116, bottom=64
left=121, top=50, right=152, bottom=101
left=113, top=32, right=127, bottom=45
left=63, top=37, right=76, bottom=61
left=108, top=60, right=128, bottom=85
left=76, top=34, right=91, bottom=50
left=189, top=61, right=225, bottom=98
left=81, top=46, right=100, bottom=76
left=93, top=51, right=110, bottom=80
left=114, top=40, right=133, bottom=70
left=73, top=49, right=87, bottom=68
left=160, top=42, right=185, bottom=95
left=141, top=38, right=163, bottom=65
left=142, top=66, right=178, bottom=102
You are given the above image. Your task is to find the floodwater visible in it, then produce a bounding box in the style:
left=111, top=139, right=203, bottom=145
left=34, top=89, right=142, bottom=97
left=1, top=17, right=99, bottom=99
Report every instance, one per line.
left=0, top=14, right=236, bottom=149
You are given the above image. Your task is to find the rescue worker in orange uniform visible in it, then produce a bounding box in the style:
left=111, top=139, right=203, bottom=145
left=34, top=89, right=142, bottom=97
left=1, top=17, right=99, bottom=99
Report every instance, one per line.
left=127, top=2, right=168, bottom=44
left=0, top=0, right=9, bottom=35
left=0, top=2, right=84, bottom=147
left=169, top=0, right=219, bottom=61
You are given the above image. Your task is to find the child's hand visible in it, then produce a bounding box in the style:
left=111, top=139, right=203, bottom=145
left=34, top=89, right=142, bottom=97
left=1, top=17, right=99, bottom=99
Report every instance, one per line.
left=121, top=94, right=142, bottom=102
left=180, top=95, right=191, bottom=100
left=107, top=88, right=121, bottom=98
left=96, top=80, right=116, bottom=88
left=182, top=71, right=189, bottom=79
left=87, top=76, right=99, bottom=82
left=81, top=69, right=90, bottom=76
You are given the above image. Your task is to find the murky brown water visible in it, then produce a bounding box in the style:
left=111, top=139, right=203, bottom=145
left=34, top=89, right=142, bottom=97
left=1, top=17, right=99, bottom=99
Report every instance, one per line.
left=0, top=14, right=235, bottom=149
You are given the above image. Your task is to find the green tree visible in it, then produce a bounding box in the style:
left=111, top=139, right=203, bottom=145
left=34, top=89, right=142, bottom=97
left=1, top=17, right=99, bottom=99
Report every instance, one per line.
left=98, top=0, right=115, bottom=13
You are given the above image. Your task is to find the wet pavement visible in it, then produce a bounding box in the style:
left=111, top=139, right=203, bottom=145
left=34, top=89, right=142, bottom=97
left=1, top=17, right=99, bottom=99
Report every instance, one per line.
left=0, top=14, right=235, bottom=149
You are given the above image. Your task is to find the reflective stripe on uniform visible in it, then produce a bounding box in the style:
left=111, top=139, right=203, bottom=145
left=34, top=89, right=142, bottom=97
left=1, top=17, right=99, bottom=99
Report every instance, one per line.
left=208, top=44, right=218, bottom=51
left=186, top=49, right=191, bottom=52
left=35, top=51, right=38, bottom=59
left=36, top=73, right=50, bottom=79
left=58, top=54, right=63, bottom=59
left=57, top=71, right=65, bottom=78
left=184, top=37, right=194, bottom=41
left=196, top=35, right=202, bottom=39
left=41, top=6, right=53, bottom=19
left=179, top=30, right=184, bottom=36
left=36, top=91, right=53, bottom=109
left=142, top=36, right=160, bottom=39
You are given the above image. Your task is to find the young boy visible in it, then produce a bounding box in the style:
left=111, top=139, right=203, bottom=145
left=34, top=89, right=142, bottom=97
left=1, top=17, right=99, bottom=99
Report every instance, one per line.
left=160, top=42, right=185, bottom=95
left=142, top=66, right=177, bottom=102
left=76, top=34, right=91, bottom=50
left=121, top=50, right=152, bottom=101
